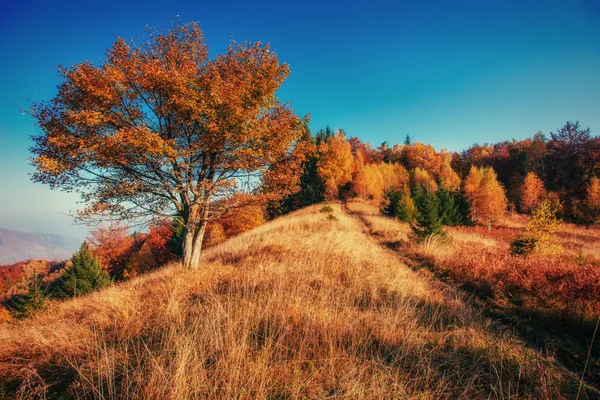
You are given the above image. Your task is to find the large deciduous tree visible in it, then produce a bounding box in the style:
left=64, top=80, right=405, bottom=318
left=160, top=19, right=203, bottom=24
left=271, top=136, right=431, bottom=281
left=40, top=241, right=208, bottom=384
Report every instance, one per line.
left=30, top=22, right=308, bottom=269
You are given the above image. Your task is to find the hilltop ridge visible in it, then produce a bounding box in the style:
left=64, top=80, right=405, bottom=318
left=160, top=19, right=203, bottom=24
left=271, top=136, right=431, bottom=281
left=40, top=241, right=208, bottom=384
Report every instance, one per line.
left=0, top=204, right=594, bottom=399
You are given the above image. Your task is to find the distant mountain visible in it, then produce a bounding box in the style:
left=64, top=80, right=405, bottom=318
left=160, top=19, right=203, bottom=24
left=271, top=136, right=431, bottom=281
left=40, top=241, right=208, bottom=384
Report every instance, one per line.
left=0, top=228, right=81, bottom=264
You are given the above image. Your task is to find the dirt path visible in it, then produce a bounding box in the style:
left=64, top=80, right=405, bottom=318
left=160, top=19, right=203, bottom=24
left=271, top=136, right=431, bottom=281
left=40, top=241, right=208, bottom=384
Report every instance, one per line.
left=341, top=202, right=600, bottom=396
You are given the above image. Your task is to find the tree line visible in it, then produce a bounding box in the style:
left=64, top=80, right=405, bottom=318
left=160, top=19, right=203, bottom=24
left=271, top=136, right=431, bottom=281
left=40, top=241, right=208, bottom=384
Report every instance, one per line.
left=27, top=21, right=600, bottom=271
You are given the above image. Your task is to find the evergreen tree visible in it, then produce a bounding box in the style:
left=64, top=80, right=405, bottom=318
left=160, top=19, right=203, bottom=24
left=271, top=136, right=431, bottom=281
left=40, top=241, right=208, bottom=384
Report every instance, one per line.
left=381, top=188, right=403, bottom=217
left=404, top=134, right=412, bottom=146
left=9, top=275, right=49, bottom=319
left=54, top=242, right=112, bottom=298
left=411, top=185, right=444, bottom=239
left=436, top=187, right=469, bottom=226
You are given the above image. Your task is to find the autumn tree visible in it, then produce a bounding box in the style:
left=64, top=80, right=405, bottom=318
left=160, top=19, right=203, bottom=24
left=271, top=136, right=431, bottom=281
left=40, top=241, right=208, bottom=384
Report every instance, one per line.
left=30, top=22, right=308, bottom=269
left=412, top=168, right=438, bottom=192
left=586, top=176, right=600, bottom=224
left=87, top=223, right=134, bottom=277
left=317, top=132, right=354, bottom=200
left=526, top=200, right=562, bottom=256
left=353, top=164, right=384, bottom=200
left=267, top=124, right=322, bottom=217
left=520, top=172, right=546, bottom=213
left=438, top=163, right=461, bottom=191
left=547, top=121, right=599, bottom=201
left=464, top=166, right=507, bottom=230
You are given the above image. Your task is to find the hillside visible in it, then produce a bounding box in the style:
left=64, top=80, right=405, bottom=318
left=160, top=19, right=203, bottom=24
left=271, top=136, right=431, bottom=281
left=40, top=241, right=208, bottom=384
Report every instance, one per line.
left=0, top=204, right=595, bottom=399
left=0, top=228, right=80, bottom=265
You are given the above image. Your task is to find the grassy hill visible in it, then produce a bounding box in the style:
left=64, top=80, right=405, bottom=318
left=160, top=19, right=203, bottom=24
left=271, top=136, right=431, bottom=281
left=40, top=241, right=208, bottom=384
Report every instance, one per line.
left=0, top=204, right=595, bottom=399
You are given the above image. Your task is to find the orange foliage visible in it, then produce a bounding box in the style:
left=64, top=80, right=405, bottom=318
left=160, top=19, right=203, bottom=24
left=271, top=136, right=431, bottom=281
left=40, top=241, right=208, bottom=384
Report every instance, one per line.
left=30, top=22, right=309, bottom=269
left=0, top=305, right=11, bottom=323
left=219, top=204, right=265, bottom=237
left=587, top=176, right=600, bottom=212
left=402, top=142, right=443, bottom=175
left=144, top=222, right=179, bottom=266
left=317, top=133, right=354, bottom=199
left=353, top=163, right=409, bottom=201
left=88, top=223, right=134, bottom=276
left=204, top=223, right=227, bottom=248
left=520, top=172, right=546, bottom=213
left=353, top=164, right=384, bottom=200
left=438, top=163, right=461, bottom=191
left=464, top=166, right=507, bottom=229
left=412, top=168, right=438, bottom=192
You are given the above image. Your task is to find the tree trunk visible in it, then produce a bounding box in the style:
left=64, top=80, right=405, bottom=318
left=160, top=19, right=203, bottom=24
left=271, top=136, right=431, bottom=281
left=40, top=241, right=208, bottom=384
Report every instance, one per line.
left=182, top=218, right=207, bottom=270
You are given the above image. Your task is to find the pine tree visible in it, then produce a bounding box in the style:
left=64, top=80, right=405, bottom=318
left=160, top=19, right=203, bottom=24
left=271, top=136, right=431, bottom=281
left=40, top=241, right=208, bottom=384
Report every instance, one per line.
left=411, top=185, right=444, bottom=239
left=436, top=187, right=464, bottom=226
left=404, top=135, right=412, bottom=145
left=381, top=188, right=402, bottom=218
left=10, top=275, right=49, bottom=319
left=382, top=186, right=415, bottom=222
left=54, top=242, right=112, bottom=298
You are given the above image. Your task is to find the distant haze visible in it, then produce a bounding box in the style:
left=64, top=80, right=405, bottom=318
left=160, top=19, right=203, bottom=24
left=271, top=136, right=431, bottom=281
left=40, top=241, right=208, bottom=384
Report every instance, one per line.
left=0, top=228, right=82, bottom=265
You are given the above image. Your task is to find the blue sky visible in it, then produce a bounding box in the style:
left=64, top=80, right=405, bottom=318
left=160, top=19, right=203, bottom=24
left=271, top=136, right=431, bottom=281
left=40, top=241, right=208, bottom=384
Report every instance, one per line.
left=0, top=0, right=599, bottom=237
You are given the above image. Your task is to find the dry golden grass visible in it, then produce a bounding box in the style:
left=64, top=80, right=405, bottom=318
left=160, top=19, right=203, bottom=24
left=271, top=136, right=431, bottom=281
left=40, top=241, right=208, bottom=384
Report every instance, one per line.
left=0, top=204, right=590, bottom=399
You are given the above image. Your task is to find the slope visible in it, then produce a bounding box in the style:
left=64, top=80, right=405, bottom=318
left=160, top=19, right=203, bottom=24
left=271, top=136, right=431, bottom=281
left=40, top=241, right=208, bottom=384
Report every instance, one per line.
left=0, top=204, right=594, bottom=399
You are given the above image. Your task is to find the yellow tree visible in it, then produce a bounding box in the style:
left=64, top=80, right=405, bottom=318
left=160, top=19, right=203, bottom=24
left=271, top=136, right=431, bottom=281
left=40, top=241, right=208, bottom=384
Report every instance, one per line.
left=438, top=163, right=461, bottom=191
left=379, top=163, right=409, bottom=193
left=29, top=22, right=308, bottom=269
left=464, top=166, right=507, bottom=230
left=587, top=176, right=600, bottom=211
left=526, top=200, right=562, bottom=256
left=520, top=172, right=546, bottom=213
left=317, top=133, right=354, bottom=199
left=412, top=167, right=438, bottom=192
left=353, top=164, right=384, bottom=200
left=587, top=176, right=600, bottom=223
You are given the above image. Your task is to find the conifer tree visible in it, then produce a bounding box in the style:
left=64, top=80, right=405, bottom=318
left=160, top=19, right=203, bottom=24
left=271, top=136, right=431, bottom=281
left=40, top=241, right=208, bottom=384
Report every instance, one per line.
left=10, top=276, right=49, bottom=319
left=436, top=187, right=464, bottom=226
left=411, top=185, right=444, bottom=239
left=54, top=242, right=112, bottom=298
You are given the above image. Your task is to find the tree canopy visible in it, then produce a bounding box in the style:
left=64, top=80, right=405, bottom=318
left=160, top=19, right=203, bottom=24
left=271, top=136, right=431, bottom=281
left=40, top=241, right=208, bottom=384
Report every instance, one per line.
left=30, top=22, right=309, bottom=268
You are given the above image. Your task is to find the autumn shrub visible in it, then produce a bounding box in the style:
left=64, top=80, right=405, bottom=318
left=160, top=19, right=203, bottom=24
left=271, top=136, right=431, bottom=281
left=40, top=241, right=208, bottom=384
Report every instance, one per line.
left=0, top=305, right=11, bottom=323
left=526, top=200, right=562, bottom=256
left=510, top=236, right=538, bottom=257
left=319, top=205, right=334, bottom=213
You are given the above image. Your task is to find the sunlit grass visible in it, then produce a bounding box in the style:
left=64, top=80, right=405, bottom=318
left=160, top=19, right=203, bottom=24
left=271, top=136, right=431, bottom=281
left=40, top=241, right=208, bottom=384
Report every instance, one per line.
left=0, top=203, right=590, bottom=398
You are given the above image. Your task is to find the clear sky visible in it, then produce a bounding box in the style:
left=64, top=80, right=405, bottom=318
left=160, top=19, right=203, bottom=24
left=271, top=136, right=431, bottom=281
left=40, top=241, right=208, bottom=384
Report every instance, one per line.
left=0, top=0, right=599, bottom=237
